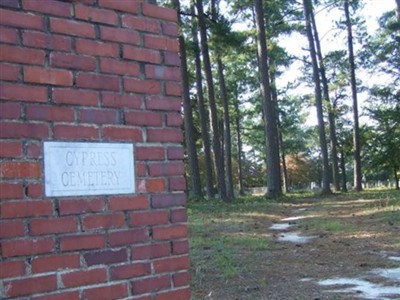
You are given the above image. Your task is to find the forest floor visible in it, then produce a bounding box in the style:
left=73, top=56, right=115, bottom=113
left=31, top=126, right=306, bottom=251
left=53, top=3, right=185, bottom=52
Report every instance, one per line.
left=188, top=188, right=400, bottom=300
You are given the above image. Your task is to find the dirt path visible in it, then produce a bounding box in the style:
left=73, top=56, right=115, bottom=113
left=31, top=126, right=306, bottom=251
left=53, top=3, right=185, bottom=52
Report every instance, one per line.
left=189, top=191, right=400, bottom=299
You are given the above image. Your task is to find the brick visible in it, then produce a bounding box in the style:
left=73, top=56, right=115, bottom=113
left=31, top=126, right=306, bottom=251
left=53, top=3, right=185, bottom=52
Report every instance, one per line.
left=156, top=288, right=191, bottom=300
left=3, top=275, right=57, bottom=298
left=1, top=237, right=54, bottom=257
left=0, top=63, right=19, bottom=81
left=0, top=121, right=49, bottom=139
left=22, top=0, right=71, bottom=17
left=163, top=22, right=179, bottom=37
left=130, top=210, right=169, bottom=226
left=0, top=102, right=20, bottom=119
left=108, top=195, right=149, bottom=211
left=154, top=256, right=190, bottom=273
left=0, top=0, right=19, bottom=8
left=76, top=73, right=119, bottom=91
left=26, top=183, right=43, bottom=198
left=145, top=178, right=166, bottom=193
left=167, top=112, right=184, bottom=126
left=147, top=128, right=183, bottom=143
left=0, top=161, right=41, bottom=178
left=84, top=249, right=127, bottom=266
left=165, top=51, right=180, bottom=66
left=100, top=58, right=140, bottom=76
left=30, top=217, right=78, bottom=235
left=166, top=82, right=182, bottom=96
left=76, top=38, right=119, bottom=58
left=173, top=272, right=191, bottom=287
left=59, top=197, right=105, bottom=215
left=101, top=92, right=142, bottom=109
left=153, top=224, right=188, bottom=241
left=103, top=126, right=143, bottom=142
left=122, top=15, right=160, bottom=33
left=136, top=161, right=147, bottom=177
left=152, top=193, right=186, bottom=208
left=0, top=82, right=48, bottom=102
left=0, top=182, right=23, bottom=199
left=0, top=220, right=24, bottom=238
left=125, top=111, right=163, bottom=126
left=0, top=26, right=18, bottom=44
left=53, top=88, right=99, bottom=106
left=144, top=35, right=179, bottom=52
left=149, top=161, right=185, bottom=177
left=50, top=18, right=95, bottom=38
left=108, top=228, right=148, bottom=247
left=171, top=207, right=188, bottom=223
left=82, top=213, right=125, bottom=230
left=62, top=268, right=107, bottom=288
left=24, top=66, right=73, bottom=86
left=60, top=234, right=105, bottom=251
left=0, top=260, right=25, bottom=279
left=26, top=142, right=42, bottom=157
left=50, top=52, right=96, bottom=71
left=84, top=283, right=129, bottom=300
left=75, top=4, right=118, bottom=25
left=23, top=31, right=72, bottom=51
left=98, top=0, right=139, bottom=13
left=100, top=26, right=140, bottom=45
left=146, top=65, right=180, bottom=81
left=1, top=200, right=53, bottom=219
left=54, top=124, right=98, bottom=140
left=136, top=146, right=164, bottom=160
left=26, top=104, right=75, bottom=122
left=0, top=44, right=45, bottom=65
left=80, top=108, right=118, bottom=124
left=167, top=146, right=184, bottom=160
left=0, top=141, right=22, bottom=157
left=123, top=45, right=161, bottom=64
left=132, top=243, right=170, bottom=260
left=110, top=262, right=151, bottom=280
left=143, top=3, right=178, bottom=22
left=33, top=291, right=80, bottom=300
left=32, top=254, right=80, bottom=273
left=170, top=176, right=186, bottom=191
left=124, top=78, right=161, bottom=94
left=0, top=8, right=44, bottom=30
left=132, top=275, right=170, bottom=295
left=146, top=96, right=181, bottom=111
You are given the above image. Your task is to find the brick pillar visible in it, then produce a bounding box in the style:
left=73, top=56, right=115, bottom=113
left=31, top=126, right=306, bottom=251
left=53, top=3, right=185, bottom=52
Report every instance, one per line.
left=0, top=0, right=191, bottom=299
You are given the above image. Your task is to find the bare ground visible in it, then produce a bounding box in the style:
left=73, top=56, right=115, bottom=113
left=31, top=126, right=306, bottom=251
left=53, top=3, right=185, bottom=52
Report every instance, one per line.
left=188, top=189, right=400, bottom=300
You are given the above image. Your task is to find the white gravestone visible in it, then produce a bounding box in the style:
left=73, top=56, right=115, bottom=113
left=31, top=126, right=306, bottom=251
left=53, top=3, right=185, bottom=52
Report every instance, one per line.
left=44, top=142, right=135, bottom=197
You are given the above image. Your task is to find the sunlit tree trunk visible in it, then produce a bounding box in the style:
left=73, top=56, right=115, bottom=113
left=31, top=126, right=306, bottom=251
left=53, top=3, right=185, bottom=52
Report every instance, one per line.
left=196, top=0, right=228, bottom=201
left=172, top=0, right=202, bottom=197
left=234, top=97, right=244, bottom=195
left=344, top=0, right=362, bottom=192
left=394, top=167, right=399, bottom=190
left=254, top=0, right=282, bottom=198
left=396, top=0, right=400, bottom=21
left=303, top=0, right=331, bottom=194
left=191, top=4, right=214, bottom=199
left=310, top=7, right=340, bottom=192
left=340, top=149, right=348, bottom=192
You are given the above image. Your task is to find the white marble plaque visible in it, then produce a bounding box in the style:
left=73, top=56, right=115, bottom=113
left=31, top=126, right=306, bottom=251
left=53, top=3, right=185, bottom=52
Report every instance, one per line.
left=44, top=142, right=135, bottom=197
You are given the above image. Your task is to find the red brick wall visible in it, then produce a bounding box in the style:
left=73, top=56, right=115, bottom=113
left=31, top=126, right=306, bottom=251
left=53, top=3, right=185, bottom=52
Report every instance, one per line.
left=0, top=0, right=190, bottom=299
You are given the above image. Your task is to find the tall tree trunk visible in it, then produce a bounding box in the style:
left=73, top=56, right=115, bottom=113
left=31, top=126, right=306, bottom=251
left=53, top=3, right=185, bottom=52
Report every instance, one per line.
left=172, top=0, right=202, bottom=197
left=191, top=4, right=214, bottom=199
left=196, top=0, right=228, bottom=201
left=234, top=98, right=244, bottom=195
left=344, top=0, right=362, bottom=192
left=217, top=59, right=234, bottom=199
left=396, top=0, right=400, bottom=21
left=394, top=166, right=399, bottom=190
left=310, top=7, right=340, bottom=192
left=254, top=0, right=282, bottom=198
left=303, top=0, right=331, bottom=194
left=340, top=149, right=348, bottom=192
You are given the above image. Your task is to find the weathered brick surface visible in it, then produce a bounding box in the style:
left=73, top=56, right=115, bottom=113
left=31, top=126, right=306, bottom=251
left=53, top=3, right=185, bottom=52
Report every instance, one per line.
left=0, top=1, right=189, bottom=299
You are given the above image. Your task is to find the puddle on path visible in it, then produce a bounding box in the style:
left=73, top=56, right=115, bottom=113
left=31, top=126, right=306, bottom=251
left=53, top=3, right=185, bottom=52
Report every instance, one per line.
left=269, top=223, right=293, bottom=230
left=371, top=267, right=400, bottom=281
left=281, top=216, right=307, bottom=222
left=318, top=277, right=400, bottom=300
left=278, top=232, right=317, bottom=244
left=389, top=256, right=400, bottom=261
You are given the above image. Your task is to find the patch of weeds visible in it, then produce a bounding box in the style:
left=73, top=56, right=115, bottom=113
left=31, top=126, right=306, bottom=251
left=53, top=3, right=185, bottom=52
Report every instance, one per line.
left=213, top=238, right=238, bottom=279
left=223, top=234, right=273, bottom=251
left=302, top=218, right=351, bottom=233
